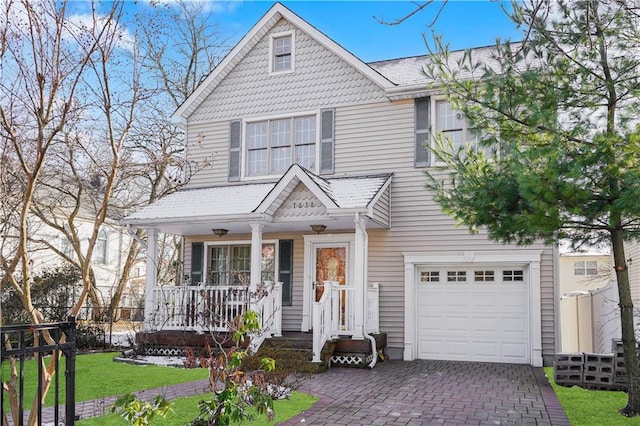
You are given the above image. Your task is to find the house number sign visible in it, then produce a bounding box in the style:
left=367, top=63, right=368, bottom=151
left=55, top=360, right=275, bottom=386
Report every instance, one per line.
left=292, top=201, right=317, bottom=209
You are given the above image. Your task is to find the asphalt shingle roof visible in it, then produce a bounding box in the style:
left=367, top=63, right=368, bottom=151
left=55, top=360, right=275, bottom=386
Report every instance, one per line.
left=123, top=171, right=392, bottom=224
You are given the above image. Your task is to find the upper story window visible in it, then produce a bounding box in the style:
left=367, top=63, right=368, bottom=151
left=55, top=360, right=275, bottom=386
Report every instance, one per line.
left=414, top=97, right=481, bottom=167
left=94, top=230, right=108, bottom=265
left=574, top=260, right=598, bottom=276
left=246, top=115, right=316, bottom=177
left=270, top=32, right=294, bottom=74
left=228, top=109, right=334, bottom=182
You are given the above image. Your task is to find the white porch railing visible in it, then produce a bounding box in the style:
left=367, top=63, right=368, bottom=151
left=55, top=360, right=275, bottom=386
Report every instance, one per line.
left=311, top=281, right=380, bottom=363
left=248, top=281, right=283, bottom=353
left=312, top=281, right=335, bottom=363
left=148, top=282, right=282, bottom=337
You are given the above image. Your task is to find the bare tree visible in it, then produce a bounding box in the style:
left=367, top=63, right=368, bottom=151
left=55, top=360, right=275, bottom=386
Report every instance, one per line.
left=101, top=0, right=227, bottom=317
left=0, top=0, right=143, bottom=422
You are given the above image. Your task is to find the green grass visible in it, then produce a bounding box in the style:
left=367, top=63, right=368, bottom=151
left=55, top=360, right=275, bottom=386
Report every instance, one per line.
left=1, top=352, right=208, bottom=409
left=76, top=391, right=318, bottom=425
left=545, top=367, right=640, bottom=425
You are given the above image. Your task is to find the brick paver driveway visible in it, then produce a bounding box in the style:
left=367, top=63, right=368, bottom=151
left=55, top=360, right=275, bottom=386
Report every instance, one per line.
left=283, top=360, right=569, bottom=426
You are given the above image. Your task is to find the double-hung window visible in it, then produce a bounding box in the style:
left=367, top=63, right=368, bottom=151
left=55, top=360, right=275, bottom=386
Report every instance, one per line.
left=415, top=97, right=482, bottom=167
left=247, top=116, right=316, bottom=176
left=434, top=99, right=478, bottom=158
left=270, top=32, right=294, bottom=73
left=574, top=260, right=598, bottom=276
left=207, top=243, right=276, bottom=285
left=94, top=230, right=108, bottom=264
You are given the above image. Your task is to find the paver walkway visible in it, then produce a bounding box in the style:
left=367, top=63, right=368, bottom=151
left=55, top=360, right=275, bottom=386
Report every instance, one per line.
left=33, top=360, right=568, bottom=425
left=282, top=360, right=570, bottom=426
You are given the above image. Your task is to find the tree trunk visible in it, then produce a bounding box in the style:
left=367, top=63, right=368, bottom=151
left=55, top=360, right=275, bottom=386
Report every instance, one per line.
left=611, top=228, right=640, bottom=416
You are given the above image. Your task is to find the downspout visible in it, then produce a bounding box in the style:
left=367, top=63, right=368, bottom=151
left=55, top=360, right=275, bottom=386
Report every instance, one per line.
left=355, top=213, right=377, bottom=368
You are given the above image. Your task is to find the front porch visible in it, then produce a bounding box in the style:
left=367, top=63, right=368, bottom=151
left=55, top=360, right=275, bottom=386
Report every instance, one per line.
left=140, top=279, right=384, bottom=367
left=123, top=165, right=393, bottom=367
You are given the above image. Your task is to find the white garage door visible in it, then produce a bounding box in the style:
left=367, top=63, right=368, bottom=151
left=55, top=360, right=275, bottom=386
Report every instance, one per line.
left=417, top=266, right=529, bottom=364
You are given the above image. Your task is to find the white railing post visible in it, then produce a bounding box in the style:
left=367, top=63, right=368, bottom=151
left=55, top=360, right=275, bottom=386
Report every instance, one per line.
left=312, top=281, right=333, bottom=363
left=249, top=224, right=263, bottom=293
left=367, top=283, right=380, bottom=334
left=353, top=213, right=368, bottom=339
left=248, top=281, right=283, bottom=353
left=144, top=228, right=159, bottom=330
left=273, top=282, right=283, bottom=337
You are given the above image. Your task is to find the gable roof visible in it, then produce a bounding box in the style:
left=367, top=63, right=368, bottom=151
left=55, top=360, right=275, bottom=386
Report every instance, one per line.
left=122, top=165, right=392, bottom=235
left=255, top=164, right=339, bottom=215
left=173, top=2, right=394, bottom=123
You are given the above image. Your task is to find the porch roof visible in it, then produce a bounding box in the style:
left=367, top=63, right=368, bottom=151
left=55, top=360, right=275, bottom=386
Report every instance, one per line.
left=123, top=165, right=392, bottom=235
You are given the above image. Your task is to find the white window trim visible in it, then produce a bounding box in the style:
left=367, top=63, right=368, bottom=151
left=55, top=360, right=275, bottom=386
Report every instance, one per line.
left=402, top=250, right=543, bottom=367
left=269, top=31, right=295, bottom=75
left=241, top=110, right=320, bottom=180
left=431, top=96, right=477, bottom=166
left=203, top=240, right=279, bottom=285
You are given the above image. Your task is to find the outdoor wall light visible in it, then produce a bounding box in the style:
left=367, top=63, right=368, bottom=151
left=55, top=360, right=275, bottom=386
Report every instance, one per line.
left=310, top=224, right=327, bottom=234
left=212, top=228, right=228, bottom=237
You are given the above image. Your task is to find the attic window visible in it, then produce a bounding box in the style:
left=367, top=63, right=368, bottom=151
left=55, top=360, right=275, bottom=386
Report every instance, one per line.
left=270, top=32, right=294, bottom=73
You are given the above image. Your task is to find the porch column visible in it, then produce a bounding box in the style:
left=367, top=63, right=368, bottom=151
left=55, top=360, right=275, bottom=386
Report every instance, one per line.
left=249, top=223, right=263, bottom=292
left=353, top=213, right=368, bottom=339
left=144, top=228, right=158, bottom=330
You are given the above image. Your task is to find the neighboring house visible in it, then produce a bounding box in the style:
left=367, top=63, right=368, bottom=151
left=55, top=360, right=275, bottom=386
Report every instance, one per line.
left=558, top=242, right=612, bottom=297
left=627, top=241, right=640, bottom=303
left=6, top=214, right=145, bottom=319
left=557, top=243, right=616, bottom=353
left=123, top=3, right=556, bottom=366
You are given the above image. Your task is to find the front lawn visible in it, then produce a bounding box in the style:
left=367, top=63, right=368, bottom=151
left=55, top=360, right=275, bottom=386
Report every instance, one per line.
left=2, top=351, right=318, bottom=424
left=76, top=391, right=318, bottom=425
left=545, top=367, right=640, bottom=425
left=1, top=352, right=208, bottom=409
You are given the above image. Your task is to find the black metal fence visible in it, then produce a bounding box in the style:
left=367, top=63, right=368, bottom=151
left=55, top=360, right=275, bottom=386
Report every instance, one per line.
left=1, top=317, right=76, bottom=426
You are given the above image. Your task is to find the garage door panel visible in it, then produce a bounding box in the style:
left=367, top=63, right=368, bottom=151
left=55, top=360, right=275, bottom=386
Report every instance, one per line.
left=471, top=341, right=499, bottom=357
left=417, top=265, right=529, bottom=364
left=446, top=340, right=475, bottom=357
left=472, top=316, right=502, bottom=333
left=417, top=315, right=444, bottom=332
left=502, top=343, right=528, bottom=359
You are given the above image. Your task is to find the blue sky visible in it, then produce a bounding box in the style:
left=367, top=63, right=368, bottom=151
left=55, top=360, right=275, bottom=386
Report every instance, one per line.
left=213, top=1, right=523, bottom=62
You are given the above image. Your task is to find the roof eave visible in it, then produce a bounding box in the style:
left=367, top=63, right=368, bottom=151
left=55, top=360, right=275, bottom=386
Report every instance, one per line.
left=121, top=213, right=266, bottom=228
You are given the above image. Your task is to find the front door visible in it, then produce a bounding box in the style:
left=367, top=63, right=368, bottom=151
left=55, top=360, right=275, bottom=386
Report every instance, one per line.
left=302, top=235, right=355, bottom=332
left=314, top=246, right=346, bottom=301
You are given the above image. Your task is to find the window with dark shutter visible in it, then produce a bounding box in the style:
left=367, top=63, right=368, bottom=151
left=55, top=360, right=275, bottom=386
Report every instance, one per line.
left=278, top=240, right=293, bottom=306
left=229, top=120, right=242, bottom=181
left=319, top=108, right=334, bottom=174
left=415, top=98, right=430, bottom=167
left=191, top=242, right=204, bottom=285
